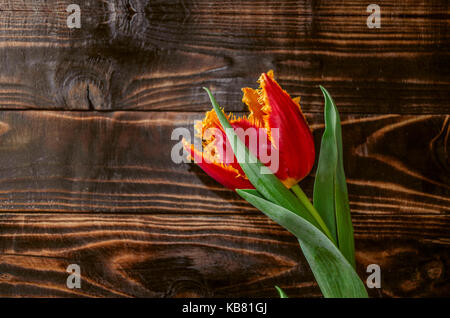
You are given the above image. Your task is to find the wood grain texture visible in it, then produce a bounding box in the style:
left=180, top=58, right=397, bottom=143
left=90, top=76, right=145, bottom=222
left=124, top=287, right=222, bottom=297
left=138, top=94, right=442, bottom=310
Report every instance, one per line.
left=0, top=111, right=448, bottom=297
left=0, top=213, right=318, bottom=297
left=0, top=213, right=448, bottom=298
left=0, top=0, right=448, bottom=112
left=0, top=0, right=448, bottom=298
left=0, top=111, right=446, bottom=218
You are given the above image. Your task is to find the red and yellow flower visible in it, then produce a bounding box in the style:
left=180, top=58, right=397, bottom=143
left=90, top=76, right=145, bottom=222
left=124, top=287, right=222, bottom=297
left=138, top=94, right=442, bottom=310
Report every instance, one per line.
left=184, top=71, right=315, bottom=190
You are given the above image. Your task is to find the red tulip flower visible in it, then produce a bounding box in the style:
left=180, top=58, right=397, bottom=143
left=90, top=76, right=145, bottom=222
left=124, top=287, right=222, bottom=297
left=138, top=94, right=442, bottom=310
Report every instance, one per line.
left=184, top=71, right=315, bottom=190
left=183, top=75, right=364, bottom=297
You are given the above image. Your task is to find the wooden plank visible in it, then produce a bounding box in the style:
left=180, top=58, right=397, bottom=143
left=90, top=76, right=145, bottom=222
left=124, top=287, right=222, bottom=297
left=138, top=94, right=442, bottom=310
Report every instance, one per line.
left=0, top=213, right=449, bottom=297
left=0, top=0, right=448, bottom=112
left=0, top=213, right=316, bottom=297
left=0, top=110, right=447, bottom=297
left=0, top=111, right=447, bottom=239
left=0, top=0, right=447, bottom=299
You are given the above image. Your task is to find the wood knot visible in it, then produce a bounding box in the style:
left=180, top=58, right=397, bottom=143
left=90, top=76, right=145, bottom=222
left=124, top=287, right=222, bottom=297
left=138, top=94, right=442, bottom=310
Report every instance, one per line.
left=168, top=280, right=210, bottom=298
left=0, top=273, right=13, bottom=282
left=430, top=116, right=450, bottom=180
left=400, top=271, right=422, bottom=292
left=424, top=260, right=444, bottom=280
left=56, top=57, right=114, bottom=110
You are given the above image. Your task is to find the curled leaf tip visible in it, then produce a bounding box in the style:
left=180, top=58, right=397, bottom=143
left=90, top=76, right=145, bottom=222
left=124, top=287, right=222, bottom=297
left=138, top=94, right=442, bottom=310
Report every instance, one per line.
left=275, top=286, right=288, bottom=298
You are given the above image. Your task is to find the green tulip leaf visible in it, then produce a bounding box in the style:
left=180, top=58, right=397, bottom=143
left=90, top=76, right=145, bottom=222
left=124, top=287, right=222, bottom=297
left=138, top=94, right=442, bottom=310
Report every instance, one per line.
left=237, top=189, right=368, bottom=298
left=313, top=86, right=355, bottom=268
left=275, top=286, right=288, bottom=298
left=203, top=87, right=333, bottom=241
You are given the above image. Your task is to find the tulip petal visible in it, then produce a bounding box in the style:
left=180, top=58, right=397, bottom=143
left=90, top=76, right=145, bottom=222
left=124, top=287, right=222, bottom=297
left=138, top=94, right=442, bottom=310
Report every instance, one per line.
left=259, top=72, right=315, bottom=187
left=183, top=139, right=254, bottom=190
left=195, top=109, right=244, bottom=174
left=196, top=108, right=276, bottom=177
left=241, top=87, right=265, bottom=128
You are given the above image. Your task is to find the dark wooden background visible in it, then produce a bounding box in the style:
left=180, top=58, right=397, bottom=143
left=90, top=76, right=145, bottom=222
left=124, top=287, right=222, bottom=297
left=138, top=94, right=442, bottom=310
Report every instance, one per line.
left=0, top=0, right=448, bottom=297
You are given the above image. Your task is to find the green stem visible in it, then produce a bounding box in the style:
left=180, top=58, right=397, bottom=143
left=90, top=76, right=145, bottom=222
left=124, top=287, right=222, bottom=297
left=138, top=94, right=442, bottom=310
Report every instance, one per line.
left=291, top=184, right=336, bottom=245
